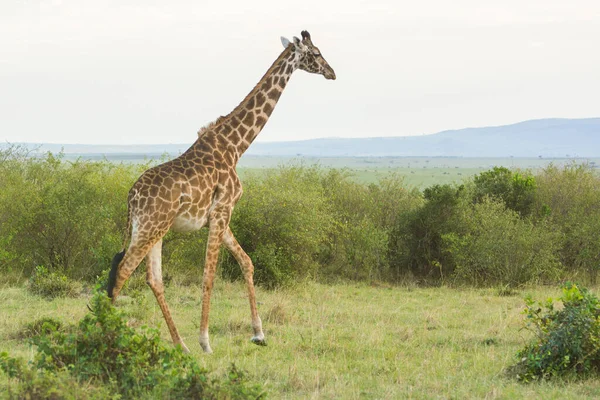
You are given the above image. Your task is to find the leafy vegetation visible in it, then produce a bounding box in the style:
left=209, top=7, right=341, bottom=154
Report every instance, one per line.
left=12, top=316, right=65, bottom=340
left=443, top=199, right=561, bottom=287
left=27, top=265, right=82, bottom=300
left=389, top=183, right=468, bottom=282
left=1, top=147, right=599, bottom=289
left=0, top=147, right=136, bottom=282
left=0, top=286, right=265, bottom=399
left=473, top=166, right=537, bottom=217
left=535, top=164, right=600, bottom=283
left=511, top=283, right=600, bottom=381
left=225, top=166, right=334, bottom=288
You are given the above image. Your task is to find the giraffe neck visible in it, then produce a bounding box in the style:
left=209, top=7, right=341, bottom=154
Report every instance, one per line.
left=208, top=45, right=299, bottom=157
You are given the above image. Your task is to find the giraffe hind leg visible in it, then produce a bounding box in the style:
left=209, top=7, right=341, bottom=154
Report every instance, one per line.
left=198, top=212, right=232, bottom=354
left=146, top=239, right=190, bottom=353
left=110, top=240, right=155, bottom=301
left=223, top=227, right=266, bottom=346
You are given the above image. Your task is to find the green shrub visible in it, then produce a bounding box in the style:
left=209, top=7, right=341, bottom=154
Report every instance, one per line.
left=1, top=286, right=265, bottom=399
left=2, top=145, right=596, bottom=290
left=389, top=184, right=469, bottom=282
left=28, top=265, right=82, bottom=299
left=317, top=169, right=388, bottom=282
left=13, top=316, right=64, bottom=340
left=367, top=174, right=423, bottom=232
left=443, top=199, right=561, bottom=287
left=510, top=283, right=600, bottom=381
left=226, top=166, right=334, bottom=288
left=0, top=150, right=141, bottom=281
left=535, top=164, right=600, bottom=283
left=0, top=355, right=113, bottom=400
left=473, top=166, right=536, bottom=217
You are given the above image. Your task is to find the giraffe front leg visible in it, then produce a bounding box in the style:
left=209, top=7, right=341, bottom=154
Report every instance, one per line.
left=223, top=227, right=266, bottom=346
left=199, top=216, right=228, bottom=354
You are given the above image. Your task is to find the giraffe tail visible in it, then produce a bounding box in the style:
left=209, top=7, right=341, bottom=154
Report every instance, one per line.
left=107, top=194, right=134, bottom=297
left=107, top=250, right=125, bottom=298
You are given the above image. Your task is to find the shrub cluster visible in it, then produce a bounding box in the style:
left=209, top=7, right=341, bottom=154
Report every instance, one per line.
left=510, top=283, right=600, bottom=381
left=225, top=166, right=334, bottom=287
left=0, top=147, right=137, bottom=282
left=1, top=146, right=599, bottom=288
left=534, top=164, right=600, bottom=283
left=390, top=165, right=599, bottom=287
left=444, top=199, right=561, bottom=286
left=27, top=265, right=82, bottom=299
left=0, top=287, right=265, bottom=399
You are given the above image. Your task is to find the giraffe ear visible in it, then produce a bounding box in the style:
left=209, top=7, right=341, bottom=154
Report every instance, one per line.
left=281, top=36, right=291, bottom=48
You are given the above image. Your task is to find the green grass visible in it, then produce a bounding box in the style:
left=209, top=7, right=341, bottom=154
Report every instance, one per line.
left=65, top=153, right=600, bottom=188
left=237, top=156, right=600, bottom=187
left=3, top=282, right=600, bottom=398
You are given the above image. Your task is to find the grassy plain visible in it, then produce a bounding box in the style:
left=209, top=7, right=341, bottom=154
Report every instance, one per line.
left=70, top=153, right=599, bottom=188
left=2, top=282, right=600, bottom=399
left=236, top=156, right=600, bottom=187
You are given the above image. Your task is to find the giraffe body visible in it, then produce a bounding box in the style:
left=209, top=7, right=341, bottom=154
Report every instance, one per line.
left=107, top=31, right=335, bottom=353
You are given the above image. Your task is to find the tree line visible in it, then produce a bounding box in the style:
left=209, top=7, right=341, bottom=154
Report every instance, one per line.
left=1, top=146, right=599, bottom=289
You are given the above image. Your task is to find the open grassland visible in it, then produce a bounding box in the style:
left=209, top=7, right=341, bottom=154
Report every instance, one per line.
left=3, top=282, right=600, bottom=399
left=236, top=156, right=600, bottom=187
left=64, top=154, right=600, bottom=188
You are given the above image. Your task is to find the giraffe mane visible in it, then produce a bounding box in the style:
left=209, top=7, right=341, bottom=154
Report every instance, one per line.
left=197, top=116, right=226, bottom=138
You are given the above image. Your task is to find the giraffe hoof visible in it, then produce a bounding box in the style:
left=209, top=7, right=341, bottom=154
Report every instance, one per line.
left=251, top=337, right=267, bottom=346
left=199, top=340, right=213, bottom=354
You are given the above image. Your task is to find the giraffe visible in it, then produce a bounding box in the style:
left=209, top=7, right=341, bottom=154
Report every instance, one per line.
left=106, top=30, right=336, bottom=354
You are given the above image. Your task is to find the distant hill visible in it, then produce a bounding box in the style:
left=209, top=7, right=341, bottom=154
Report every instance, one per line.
left=5, top=118, right=600, bottom=158
left=246, top=118, right=600, bottom=157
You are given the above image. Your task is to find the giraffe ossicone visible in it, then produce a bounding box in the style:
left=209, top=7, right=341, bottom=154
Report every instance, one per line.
left=106, top=30, right=336, bottom=354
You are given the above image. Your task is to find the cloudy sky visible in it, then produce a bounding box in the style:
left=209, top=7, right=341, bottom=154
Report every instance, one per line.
left=1, top=0, right=599, bottom=144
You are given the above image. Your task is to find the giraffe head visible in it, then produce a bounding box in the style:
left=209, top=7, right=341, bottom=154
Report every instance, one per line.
left=281, top=30, right=336, bottom=80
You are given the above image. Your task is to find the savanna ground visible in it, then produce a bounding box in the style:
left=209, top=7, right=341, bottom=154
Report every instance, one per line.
left=2, top=281, right=600, bottom=399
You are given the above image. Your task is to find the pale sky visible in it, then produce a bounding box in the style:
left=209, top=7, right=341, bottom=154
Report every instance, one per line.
left=1, top=0, right=599, bottom=145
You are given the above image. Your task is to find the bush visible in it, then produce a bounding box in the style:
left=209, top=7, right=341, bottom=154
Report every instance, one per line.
left=13, top=316, right=64, bottom=340
left=1, top=145, right=596, bottom=289
left=510, top=283, right=600, bottom=381
left=28, top=265, right=82, bottom=300
left=0, top=150, right=140, bottom=281
left=535, top=164, right=600, bottom=283
left=389, top=184, right=469, bottom=282
left=0, top=356, right=113, bottom=400
left=443, top=199, right=561, bottom=287
left=1, top=286, right=265, bottom=399
left=317, top=169, right=388, bottom=282
left=226, top=166, right=334, bottom=288
left=473, top=166, right=536, bottom=217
